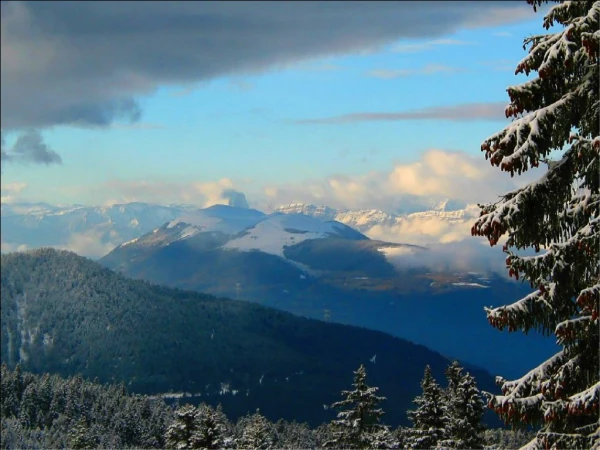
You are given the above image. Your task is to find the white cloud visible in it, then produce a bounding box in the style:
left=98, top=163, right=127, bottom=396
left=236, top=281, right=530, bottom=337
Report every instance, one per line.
left=100, top=178, right=247, bottom=208
left=0, top=241, right=28, bottom=254
left=367, top=218, right=474, bottom=247
left=58, top=230, right=118, bottom=260
left=262, top=149, right=540, bottom=212
left=0, top=181, right=28, bottom=204
left=384, top=238, right=508, bottom=276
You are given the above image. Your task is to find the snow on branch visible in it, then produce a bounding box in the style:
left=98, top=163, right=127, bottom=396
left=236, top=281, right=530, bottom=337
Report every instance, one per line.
left=576, top=283, right=600, bottom=317
left=555, top=315, right=596, bottom=345
left=485, top=289, right=556, bottom=333
left=499, top=351, right=567, bottom=398
left=472, top=146, right=577, bottom=246
left=566, top=381, right=600, bottom=416
left=483, top=94, right=574, bottom=176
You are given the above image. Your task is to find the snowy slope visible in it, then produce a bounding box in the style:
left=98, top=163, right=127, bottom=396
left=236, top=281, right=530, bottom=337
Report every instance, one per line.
left=115, top=206, right=368, bottom=263
left=167, top=205, right=266, bottom=236
left=223, top=213, right=363, bottom=257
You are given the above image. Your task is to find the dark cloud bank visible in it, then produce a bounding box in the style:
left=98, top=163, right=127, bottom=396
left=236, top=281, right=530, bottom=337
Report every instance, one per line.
left=2, top=1, right=533, bottom=132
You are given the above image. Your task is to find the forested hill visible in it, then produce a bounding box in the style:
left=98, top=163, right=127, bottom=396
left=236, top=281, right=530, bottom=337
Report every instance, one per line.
left=0, top=248, right=498, bottom=427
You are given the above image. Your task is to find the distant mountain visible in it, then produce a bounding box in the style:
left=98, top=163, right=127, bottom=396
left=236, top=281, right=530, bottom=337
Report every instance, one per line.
left=0, top=202, right=202, bottom=257
left=1, top=198, right=479, bottom=258
left=275, top=201, right=480, bottom=233
left=100, top=205, right=558, bottom=379
left=101, top=204, right=414, bottom=296
left=0, top=248, right=500, bottom=427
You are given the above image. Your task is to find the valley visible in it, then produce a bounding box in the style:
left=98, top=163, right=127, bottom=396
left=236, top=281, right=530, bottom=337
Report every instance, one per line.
left=0, top=248, right=502, bottom=428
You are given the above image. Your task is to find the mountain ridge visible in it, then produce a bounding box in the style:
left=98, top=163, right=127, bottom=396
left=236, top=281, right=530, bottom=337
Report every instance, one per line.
left=1, top=199, right=478, bottom=257
left=0, top=247, right=500, bottom=428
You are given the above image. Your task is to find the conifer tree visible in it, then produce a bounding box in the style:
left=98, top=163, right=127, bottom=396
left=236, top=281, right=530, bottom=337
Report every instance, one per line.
left=439, top=362, right=485, bottom=449
left=165, top=404, right=202, bottom=449
left=406, top=365, right=446, bottom=449
left=236, top=409, right=276, bottom=450
left=470, top=1, right=600, bottom=448
left=190, top=403, right=229, bottom=449
left=67, top=417, right=97, bottom=450
left=325, top=364, right=391, bottom=449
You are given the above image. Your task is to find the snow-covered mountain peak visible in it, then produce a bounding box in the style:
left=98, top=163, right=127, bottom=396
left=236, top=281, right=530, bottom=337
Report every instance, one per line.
left=275, top=203, right=339, bottom=221
left=222, top=213, right=365, bottom=257
left=167, top=205, right=265, bottom=236
left=274, top=201, right=480, bottom=234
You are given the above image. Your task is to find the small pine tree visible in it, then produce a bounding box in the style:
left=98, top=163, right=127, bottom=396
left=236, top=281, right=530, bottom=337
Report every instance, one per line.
left=471, top=1, right=599, bottom=448
left=325, top=364, right=391, bottom=449
left=165, top=404, right=201, bottom=449
left=406, top=365, right=446, bottom=449
left=67, top=417, right=97, bottom=450
left=189, top=403, right=229, bottom=450
left=439, top=362, right=485, bottom=449
left=236, top=409, right=276, bottom=450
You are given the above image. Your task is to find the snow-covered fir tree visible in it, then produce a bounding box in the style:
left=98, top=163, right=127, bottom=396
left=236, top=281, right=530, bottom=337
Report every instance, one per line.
left=164, top=404, right=202, bottom=449
left=188, top=403, right=229, bottom=449
left=67, top=416, right=96, bottom=450
left=235, top=409, right=276, bottom=450
left=325, top=364, right=392, bottom=449
left=471, top=1, right=600, bottom=448
left=439, top=361, right=485, bottom=449
left=406, top=365, right=446, bottom=449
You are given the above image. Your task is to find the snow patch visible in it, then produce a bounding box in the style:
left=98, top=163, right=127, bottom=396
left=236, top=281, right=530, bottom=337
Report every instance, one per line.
left=452, top=282, right=489, bottom=288
left=223, top=213, right=351, bottom=258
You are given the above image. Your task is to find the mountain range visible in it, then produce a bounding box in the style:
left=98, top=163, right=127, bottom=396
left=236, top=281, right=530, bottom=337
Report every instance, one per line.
left=1, top=199, right=477, bottom=258
left=274, top=199, right=479, bottom=233
left=0, top=248, right=500, bottom=428
left=98, top=204, right=558, bottom=379
left=1, top=200, right=559, bottom=378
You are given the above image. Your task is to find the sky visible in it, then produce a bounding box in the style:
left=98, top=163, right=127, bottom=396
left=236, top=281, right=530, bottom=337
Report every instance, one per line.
left=1, top=1, right=552, bottom=213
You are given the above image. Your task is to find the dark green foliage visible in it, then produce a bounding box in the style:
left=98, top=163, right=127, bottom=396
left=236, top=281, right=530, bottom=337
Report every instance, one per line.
left=1, top=364, right=530, bottom=449
left=234, top=409, right=277, bottom=449
left=165, top=403, right=230, bottom=449
left=1, top=248, right=494, bottom=427
left=406, top=365, right=446, bottom=449
left=483, top=428, right=538, bottom=449
left=0, top=364, right=172, bottom=449
left=325, top=365, right=393, bottom=449
left=470, top=1, right=600, bottom=448
left=273, top=419, right=319, bottom=449
left=283, top=239, right=399, bottom=276
left=439, top=361, right=486, bottom=449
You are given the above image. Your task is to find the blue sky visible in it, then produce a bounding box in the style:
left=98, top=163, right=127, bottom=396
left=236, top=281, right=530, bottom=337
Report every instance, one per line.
left=1, top=2, right=547, bottom=210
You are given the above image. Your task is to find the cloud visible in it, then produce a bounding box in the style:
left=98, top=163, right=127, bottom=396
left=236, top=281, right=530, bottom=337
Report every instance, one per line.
left=0, top=241, right=29, bottom=254
left=1, top=1, right=534, bottom=131
left=292, top=102, right=508, bottom=124
left=292, top=62, right=345, bottom=72
left=100, top=178, right=249, bottom=209
left=392, top=38, right=474, bottom=53
left=1, top=130, right=62, bottom=166
left=0, top=181, right=28, bottom=204
left=59, top=230, right=118, bottom=260
left=261, top=148, right=540, bottom=213
left=367, top=216, right=475, bottom=247
left=381, top=239, right=509, bottom=276
left=367, top=64, right=464, bottom=79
